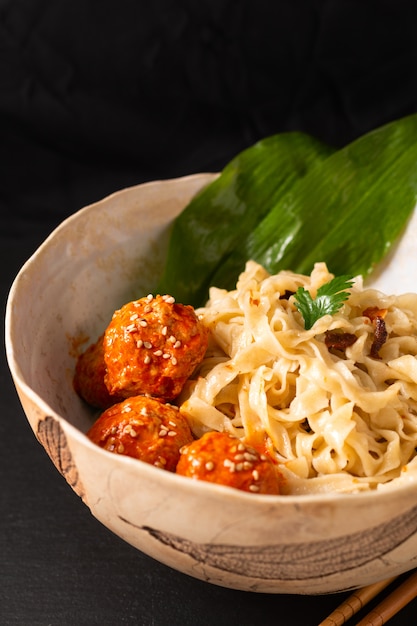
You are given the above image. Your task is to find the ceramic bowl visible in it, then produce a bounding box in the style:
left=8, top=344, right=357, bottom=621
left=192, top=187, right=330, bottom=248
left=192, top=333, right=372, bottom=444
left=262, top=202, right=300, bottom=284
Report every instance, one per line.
left=6, top=173, right=417, bottom=595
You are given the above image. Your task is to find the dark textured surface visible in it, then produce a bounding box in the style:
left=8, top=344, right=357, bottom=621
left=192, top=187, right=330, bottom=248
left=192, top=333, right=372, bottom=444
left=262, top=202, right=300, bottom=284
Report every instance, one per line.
left=2, top=2, right=417, bottom=624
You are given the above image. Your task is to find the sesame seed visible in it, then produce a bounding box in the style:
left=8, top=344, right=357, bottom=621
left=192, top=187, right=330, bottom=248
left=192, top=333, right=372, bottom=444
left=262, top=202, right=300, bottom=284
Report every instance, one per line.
left=244, top=452, right=258, bottom=462
left=143, top=341, right=152, bottom=349
left=130, top=313, right=139, bottom=321
left=162, top=326, right=168, bottom=336
left=129, top=428, right=138, bottom=438
left=163, top=295, right=175, bottom=303
left=153, top=350, right=163, bottom=356
left=167, top=430, right=176, bottom=437
left=224, top=459, right=236, bottom=472
left=126, top=323, right=136, bottom=332
left=173, top=340, right=182, bottom=349
left=243, top=461, right=253, bottom=470
left=249, top=484, right=260, bottom=492
left=237, top=443, right=246, bottom=451
left=117, top=443, right=125, bottom=454
left=139, top=319, right=148, bottom=327
left=144, top=305, right=152, bottom=313
left=168, top=335, right=177, bottom=343
left=136, top=339, right=143, bottom=348
left=171, top=357, right=178, bottom=365
left=140, top=408, right=147, bottom=416
left=159, top=429, right=168, bottom=437
left=252, top=470, right=260, bottom=480
left=205, top=461, right=214, bottom=471
left=144, top=355, right=151, bottom=364
left=146, top=294, right=154, bottom=302
left=235, top=463, right=244, bottom=471
left=168, top=420, right=177, bottom=427
left=234, top=454, right=245, bottom=461
left=158, top=457, right=167, bottom=465
left=111, top=426, right=118, bottom=434
left=162, top=353, right=170, bottom=359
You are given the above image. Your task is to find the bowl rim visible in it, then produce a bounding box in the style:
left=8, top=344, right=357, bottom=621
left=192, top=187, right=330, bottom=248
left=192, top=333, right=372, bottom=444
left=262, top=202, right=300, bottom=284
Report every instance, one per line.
left=5, top=172, right=417, bottom=507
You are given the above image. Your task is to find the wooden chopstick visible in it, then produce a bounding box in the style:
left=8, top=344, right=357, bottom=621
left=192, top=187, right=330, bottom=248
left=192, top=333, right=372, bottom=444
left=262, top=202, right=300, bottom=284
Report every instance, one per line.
left=355, top=569, right=417, bottom=625
left=319, top=570, right=417, bottom=626
left=318, top=576, right=397, bottom=626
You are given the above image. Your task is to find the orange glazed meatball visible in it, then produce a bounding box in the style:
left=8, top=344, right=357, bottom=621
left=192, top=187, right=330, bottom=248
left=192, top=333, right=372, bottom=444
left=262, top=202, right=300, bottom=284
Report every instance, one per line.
left=103, top=294, right=208, bottom=401
left=87, top=395, right=194, bottom=471
left=176, top=431, right=281, bottom=495
left=73, top=333, right=123, bottom=409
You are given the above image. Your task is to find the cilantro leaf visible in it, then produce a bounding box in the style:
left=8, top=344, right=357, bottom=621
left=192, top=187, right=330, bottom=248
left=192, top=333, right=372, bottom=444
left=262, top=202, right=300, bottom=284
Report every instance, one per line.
left=294, top=275, right=354, bottom=330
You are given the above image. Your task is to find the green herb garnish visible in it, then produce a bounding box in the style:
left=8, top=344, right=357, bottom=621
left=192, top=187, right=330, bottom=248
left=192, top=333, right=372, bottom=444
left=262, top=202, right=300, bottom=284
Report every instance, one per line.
left=294, top=276, right=354, bottom=330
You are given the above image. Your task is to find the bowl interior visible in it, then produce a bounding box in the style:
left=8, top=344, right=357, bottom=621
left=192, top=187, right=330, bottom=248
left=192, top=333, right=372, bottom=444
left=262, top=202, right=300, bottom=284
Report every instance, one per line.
left=6, top=173, right=218, bottom=432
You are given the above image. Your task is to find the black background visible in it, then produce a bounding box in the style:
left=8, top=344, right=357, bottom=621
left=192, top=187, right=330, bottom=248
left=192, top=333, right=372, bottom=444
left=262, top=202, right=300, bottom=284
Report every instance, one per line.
left=2, top=1, right=417, bottom=624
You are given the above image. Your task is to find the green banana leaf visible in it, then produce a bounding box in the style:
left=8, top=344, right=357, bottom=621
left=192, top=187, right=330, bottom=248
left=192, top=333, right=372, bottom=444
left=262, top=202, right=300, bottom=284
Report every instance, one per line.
left=156, top=132, right=335, bottom=306
left=212, top=112, right=417, bottom=290
left=158, top=113, right=417, bottom=307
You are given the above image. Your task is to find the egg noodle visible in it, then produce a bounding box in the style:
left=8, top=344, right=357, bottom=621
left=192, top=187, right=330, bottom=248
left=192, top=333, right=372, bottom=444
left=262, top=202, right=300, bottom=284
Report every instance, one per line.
left=179, top=261, right=417, bottom=494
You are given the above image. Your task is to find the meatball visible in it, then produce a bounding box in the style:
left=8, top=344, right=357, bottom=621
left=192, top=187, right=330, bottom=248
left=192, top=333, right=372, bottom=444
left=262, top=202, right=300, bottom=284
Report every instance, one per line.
left=176, top=431, right=281, bottom=495
left=103, top=294, right=208, bottom=401
left=73, top=333, right=123, bottom=409
left=87, top=395, right=194, bottom=471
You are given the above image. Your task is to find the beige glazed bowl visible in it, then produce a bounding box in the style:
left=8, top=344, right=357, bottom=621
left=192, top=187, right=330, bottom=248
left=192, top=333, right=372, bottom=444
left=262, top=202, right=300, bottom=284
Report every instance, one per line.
left=6, top=173, right=417, bottom=595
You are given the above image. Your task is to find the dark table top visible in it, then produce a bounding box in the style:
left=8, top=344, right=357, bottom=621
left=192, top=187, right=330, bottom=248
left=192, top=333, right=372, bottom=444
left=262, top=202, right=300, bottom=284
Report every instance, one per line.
left=3, top=3, right=417, bottom=624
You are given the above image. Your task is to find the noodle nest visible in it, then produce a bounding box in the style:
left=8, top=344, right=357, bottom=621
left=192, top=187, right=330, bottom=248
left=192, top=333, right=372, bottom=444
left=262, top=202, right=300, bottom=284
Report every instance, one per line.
left=179, top=261, right=417, bottom=494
